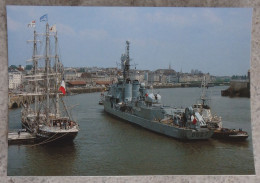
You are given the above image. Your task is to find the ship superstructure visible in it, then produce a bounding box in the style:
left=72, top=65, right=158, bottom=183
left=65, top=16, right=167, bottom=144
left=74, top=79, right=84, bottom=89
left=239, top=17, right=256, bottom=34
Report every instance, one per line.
left=193, top=76, right=222, bottom=129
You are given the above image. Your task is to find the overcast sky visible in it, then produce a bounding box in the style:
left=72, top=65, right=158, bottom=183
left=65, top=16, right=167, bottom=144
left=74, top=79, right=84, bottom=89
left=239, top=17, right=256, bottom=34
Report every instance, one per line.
left=7, top=6, right=252, bottom=76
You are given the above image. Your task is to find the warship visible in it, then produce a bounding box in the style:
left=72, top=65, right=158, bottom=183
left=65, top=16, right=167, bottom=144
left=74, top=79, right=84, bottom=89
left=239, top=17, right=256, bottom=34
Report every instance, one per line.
left=20, top=19, right=79, bottom=144
left=103, top=41, right=214, bottom=140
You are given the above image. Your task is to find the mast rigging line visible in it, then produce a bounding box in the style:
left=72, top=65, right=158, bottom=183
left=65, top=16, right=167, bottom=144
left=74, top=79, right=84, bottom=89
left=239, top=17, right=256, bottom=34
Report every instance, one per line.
left=25, top=131, right=70, bottom=147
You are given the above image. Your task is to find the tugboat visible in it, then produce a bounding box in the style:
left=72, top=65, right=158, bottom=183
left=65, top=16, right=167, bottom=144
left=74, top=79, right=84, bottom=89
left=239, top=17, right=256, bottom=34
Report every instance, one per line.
left=103, top=41, right=214, bottom=140
left=20, top=20, right=79, bottom=144
left=193, top=77, right=248, bottom=140
left=193, top=76, right=222, bottom=130
left=212, top=128, right=249, bottom=140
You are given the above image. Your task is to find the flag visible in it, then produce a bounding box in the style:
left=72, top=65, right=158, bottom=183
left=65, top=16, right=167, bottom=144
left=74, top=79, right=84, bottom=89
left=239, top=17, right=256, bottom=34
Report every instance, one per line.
left=50, top=25, right=56, bottom=32
left=28, top=20, right=36, bottom=28
left=192, top=117, right=197, bottom=124
left=40, top=14, right=48, bottom=22
left=59, top=80, right=66, bottom=95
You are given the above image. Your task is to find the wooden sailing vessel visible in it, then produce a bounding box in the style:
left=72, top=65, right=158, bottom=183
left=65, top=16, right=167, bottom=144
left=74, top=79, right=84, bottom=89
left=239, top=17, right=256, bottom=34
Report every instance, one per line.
left=21, top=21, right=79, bottom=144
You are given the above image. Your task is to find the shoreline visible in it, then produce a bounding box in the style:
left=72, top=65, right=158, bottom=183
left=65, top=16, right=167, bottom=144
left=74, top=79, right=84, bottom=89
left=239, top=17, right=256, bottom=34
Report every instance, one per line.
left=8, top=83, right=230, bottom=109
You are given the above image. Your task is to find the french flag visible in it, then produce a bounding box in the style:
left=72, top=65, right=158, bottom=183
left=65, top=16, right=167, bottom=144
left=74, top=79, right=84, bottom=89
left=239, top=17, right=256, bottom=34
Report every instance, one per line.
left=59, top=80, right=66, bottom=95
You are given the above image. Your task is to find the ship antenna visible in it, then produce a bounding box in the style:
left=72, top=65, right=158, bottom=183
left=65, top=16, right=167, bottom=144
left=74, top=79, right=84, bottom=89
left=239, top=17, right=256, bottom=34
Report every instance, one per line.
left=200, top=75, right=208, bottom=106
left=124, top=40, right=130, bottom=80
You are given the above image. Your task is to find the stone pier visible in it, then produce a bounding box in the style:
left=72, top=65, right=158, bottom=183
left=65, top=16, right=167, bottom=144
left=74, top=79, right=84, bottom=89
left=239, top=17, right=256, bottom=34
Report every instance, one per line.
left=8, top=94, right=45, bottom=109
left=221, top=80, right=250, bottom=98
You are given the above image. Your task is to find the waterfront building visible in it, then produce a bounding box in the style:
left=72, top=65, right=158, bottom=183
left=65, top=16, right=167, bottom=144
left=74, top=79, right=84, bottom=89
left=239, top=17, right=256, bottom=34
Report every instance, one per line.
left=167, top=75, right=178, bottom=83
left=148, top=72, right=160, bottom=84
left=64, top=69, right=78, bottom=80
left=8, top=70, right=23, bottom=90
left=179, top=73, right=211, bottom=83
left=144, top=72, right=148, bottom=81
left=67, top=81, right=87, bottom=88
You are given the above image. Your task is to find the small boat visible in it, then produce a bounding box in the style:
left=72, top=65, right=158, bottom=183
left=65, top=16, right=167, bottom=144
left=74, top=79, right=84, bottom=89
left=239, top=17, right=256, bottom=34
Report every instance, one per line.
left=193, top=77, right=249, bottom=141
left=212, top=128, right=249, bottom=140
left=193, top=76, right=222, bottom=130
left=98, top=92, right=104, bottom=105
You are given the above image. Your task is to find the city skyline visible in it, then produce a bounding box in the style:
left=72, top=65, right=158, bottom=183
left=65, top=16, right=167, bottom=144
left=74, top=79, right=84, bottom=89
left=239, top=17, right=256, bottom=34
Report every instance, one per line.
left=7, top=6, right=252, bottom=76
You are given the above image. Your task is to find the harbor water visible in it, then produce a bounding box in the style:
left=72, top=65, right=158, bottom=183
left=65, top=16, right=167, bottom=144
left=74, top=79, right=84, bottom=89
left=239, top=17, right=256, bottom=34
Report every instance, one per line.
left=8, top=86, right=255, bottom=175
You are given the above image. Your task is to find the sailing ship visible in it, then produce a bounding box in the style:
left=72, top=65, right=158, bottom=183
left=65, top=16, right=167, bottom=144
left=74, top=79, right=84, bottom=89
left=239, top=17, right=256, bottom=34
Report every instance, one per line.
left=21, top=21, right=79, bottom=143
left=103, top=41, right=214, bottom=140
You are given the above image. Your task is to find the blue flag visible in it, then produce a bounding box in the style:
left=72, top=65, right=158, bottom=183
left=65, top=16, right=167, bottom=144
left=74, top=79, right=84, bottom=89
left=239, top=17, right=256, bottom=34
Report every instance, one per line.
left=40, top=14, right=48, bottom=22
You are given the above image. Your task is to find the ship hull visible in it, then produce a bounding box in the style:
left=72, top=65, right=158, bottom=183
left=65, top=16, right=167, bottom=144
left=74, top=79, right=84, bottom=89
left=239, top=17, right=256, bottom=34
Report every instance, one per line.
left=22, top=121, right=78, bottom=144
left=36, top=131, right=78, bottom=144
left=212, top=129, right=248, bottom=141
left=104, top=103, right=214, bottom=140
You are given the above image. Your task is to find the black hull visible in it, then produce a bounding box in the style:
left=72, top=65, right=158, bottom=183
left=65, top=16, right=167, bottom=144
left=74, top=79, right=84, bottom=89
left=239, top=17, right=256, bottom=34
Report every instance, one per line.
left=22, top=122, right=78, bottom=144
left=36, top=131, right=78, bottom=144
left=212, top=128, right=248, bottom=141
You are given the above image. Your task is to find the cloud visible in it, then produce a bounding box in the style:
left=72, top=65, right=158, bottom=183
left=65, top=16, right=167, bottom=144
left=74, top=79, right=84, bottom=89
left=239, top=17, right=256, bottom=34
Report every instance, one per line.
left=79, top=29, right=109, bottom=40
left=7, top=16, right=24, bottom=31
left=56, top=23, right=76, bottom=36
left=145, top=11, right=190, bottom=26
left=104, top=8, right=139, bottom=24
left=7, top=6, right=40, bottom=21
left=56, top=24, right=109, bottom=41
left=143, top=8, right=224, bottom=29
left=201, top=9, right=223, bottom=25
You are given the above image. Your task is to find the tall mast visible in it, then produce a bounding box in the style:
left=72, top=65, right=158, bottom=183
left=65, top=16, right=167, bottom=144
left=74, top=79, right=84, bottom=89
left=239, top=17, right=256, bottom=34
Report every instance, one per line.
left=45, top=23, right=50, bottom=124
left=55, top=31, right=60, bottom=117
left=33, top=29, right=38, bottom=113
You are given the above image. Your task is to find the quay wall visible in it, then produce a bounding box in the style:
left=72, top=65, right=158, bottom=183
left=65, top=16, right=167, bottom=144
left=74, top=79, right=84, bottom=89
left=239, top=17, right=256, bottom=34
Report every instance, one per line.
left=68, top=87, right=105, bottom=94
left=230, top=80, right=249, bottom=92
left=152, top=82, right=229, bottom=89
left=8, top=95, right=45, bottom=109
left=221, top=80, right=250, bottom=98
left=8, top=87, right=105, bottom=109
left=9, top=82, right=229, bottom=109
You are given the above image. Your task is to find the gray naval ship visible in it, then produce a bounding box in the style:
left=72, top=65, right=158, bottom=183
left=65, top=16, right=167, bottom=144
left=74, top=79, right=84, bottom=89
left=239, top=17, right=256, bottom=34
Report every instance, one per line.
left=104, top=41, right=214, bottom=140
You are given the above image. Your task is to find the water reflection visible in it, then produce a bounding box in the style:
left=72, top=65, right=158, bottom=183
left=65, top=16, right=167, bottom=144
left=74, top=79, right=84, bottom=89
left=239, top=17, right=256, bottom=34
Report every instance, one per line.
left=24, top=143, right=78, bottom=175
